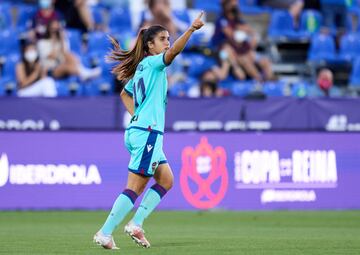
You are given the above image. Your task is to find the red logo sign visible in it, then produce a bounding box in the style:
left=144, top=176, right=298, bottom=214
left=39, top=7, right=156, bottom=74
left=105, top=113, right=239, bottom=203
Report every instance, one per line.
left=180, top=137, right=228, bottom=209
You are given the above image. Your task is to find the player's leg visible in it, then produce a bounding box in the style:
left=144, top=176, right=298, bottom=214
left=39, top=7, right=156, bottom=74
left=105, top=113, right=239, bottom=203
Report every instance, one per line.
left=94, top=129, right=150, bottom=249
left=94, top=172, right=150, bottom=249
left=125, top=162, right=173, bottom=248
left=131, top=162, right=173, bottom=227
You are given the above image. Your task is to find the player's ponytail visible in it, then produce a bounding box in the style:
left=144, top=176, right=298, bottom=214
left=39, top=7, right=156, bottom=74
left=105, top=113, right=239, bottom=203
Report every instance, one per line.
left=108, top=25, right=167, bottom=81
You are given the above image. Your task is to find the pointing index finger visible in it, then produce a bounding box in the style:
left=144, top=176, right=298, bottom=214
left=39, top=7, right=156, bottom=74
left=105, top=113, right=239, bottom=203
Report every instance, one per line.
left=197, top=11, right=204, bottom=20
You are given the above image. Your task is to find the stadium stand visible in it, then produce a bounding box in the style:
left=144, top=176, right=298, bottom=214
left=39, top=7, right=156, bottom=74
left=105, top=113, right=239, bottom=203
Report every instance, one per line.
left=0, top=0, right=360, bottom=98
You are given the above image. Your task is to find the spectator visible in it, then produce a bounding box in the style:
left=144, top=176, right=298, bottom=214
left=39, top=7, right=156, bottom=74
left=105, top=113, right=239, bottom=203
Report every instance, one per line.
left=317, top=68, right=333, bottom=97
left=258, top=0, right=304, bottom=26
left=16, top=40, right=57, bottom=97
left=212, top=45, right=246, bottom=81
left=213, top=0, right=274, bottom=81
left=55, top=0, right=94, bottom=32
left=37, top=19, right=101, bottom=80
left=200, top=70, right=220, bottom=97
left=31, top=0, right=61, bottom=40
left=140, top=0, right=188, bottom=39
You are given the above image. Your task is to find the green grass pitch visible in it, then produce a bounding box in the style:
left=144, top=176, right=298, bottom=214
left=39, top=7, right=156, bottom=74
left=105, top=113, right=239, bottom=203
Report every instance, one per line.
left=0, top=211, right=359, bottom=254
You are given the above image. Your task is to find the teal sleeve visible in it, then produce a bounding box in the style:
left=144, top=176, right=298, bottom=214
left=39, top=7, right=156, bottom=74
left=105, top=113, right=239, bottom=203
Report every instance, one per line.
left=148, top=53, right=169, bottom=70
left=124, top=79, right=134, bottom=96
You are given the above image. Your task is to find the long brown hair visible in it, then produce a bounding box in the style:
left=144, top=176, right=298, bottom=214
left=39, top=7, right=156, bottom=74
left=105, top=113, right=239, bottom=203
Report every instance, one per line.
left=107, top=25, right=167, bottom=81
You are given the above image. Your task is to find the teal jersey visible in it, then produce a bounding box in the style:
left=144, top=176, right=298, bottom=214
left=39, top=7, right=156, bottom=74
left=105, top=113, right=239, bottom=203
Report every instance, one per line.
left=124, top=52, right=168, bottom=133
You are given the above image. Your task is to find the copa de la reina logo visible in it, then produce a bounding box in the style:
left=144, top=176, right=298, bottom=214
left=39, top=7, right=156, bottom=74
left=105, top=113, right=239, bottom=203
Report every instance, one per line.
left=180, top=137, right=228, bottom=209
left=0, top=153, right=101, bottom=187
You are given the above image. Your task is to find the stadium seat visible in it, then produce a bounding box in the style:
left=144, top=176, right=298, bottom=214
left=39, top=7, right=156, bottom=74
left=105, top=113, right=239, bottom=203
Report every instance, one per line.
left=16, top=4, right=37, bottom=30
left=87, top=31, right=112, bottom=55
left=169, top=78, right=196, bottom=97
left=91, top=6, right=104, bottom=29
left=109, top=7, right=132, bottom=33
left=300, top=10, right=322, bottom=35
left=268, top=11, right=307, bottom=41
left=263, top=81, right=288, bottom=97
left=193, top=0, right=221, bottom=13
left=173, top=10, right=191, bottom=25
left=66, top=29, right=82, bottom=54
left=2, top=54, right=19, bottom=79
left=0, top=30, right=21, bottom=56
left=0, top=5, right=12, bottom=30
left=0, top=54, right=18, bottom=96
left=231, top=81, right=255, bottom=97
left=291, top=81, right=310, bottom=98
left=238, top=0, right=270, bottom=14
left=339, top=33, right=360, bottom=61
left=183, top=54, right=217, bottom=78
left=350, top=57, right=360, bottom=86
left=308, top=33, right=337, bottom=62
left=55, top=76, right=83, bottom=97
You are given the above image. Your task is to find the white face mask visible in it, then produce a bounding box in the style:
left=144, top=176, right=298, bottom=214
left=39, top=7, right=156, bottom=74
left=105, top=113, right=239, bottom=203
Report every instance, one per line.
left=234, top=30, right=247, bottom=43
left=24, top=50, right=38, bottom=63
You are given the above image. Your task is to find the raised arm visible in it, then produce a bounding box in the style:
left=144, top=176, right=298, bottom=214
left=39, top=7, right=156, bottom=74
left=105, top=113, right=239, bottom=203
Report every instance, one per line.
left=164, top=11, right=204, bottom=65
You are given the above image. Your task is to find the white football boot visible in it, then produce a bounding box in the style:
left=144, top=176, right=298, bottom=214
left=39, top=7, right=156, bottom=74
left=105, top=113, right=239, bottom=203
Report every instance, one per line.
left=124, top=222, right=151, bottom=248
left=93, top=231, right=119, bottom=250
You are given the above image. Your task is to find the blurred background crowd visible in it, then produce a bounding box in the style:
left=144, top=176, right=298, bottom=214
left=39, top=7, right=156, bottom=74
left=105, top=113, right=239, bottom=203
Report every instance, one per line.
left=0, top=0, right=360, bottom=98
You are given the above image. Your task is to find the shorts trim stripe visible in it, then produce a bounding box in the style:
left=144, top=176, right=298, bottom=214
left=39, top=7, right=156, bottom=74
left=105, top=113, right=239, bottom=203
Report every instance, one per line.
left=126, top=126, right=164, bottom=135
left=128, top=168, right=153, bottom=177
left=159, top=160, right=168, bottom=165
left=138, top=132, right=158, bottom=175
left=124, top=88, right=133, bottom=97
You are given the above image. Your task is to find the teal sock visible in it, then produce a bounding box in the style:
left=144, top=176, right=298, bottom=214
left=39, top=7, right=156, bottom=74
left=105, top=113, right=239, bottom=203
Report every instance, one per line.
left=101, top=189, right=138, bottom=235
left=132, top=184, right=167, bottom=226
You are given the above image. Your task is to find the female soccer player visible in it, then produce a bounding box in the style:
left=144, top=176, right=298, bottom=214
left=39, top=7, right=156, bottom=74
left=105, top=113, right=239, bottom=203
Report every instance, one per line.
left=93, top=12, right=204, bottom=250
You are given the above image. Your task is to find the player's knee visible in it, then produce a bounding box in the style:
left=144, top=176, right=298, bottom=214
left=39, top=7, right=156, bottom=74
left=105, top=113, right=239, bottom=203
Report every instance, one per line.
left=160, top=177, right=173, bottom=191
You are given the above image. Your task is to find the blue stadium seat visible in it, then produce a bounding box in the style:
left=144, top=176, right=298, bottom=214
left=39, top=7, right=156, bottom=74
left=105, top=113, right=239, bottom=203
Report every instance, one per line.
left=300, top=10, right=322, bottom=35
left=339, top=33, right=360, bottom=61
left=87, top=31, right=112, bottom=55
left=0, top=76, right=16, bottom=96
left=109, top=7, right=132, bottom=33
left=169, top=78, right=196, bottom=97
left=55, top=76, right=83, bottom=97
left=83, top=78, right=113, bottom=96
left=183, top=54, right=217, bottom=78
left=66, top=29, right=82, bottom=54
left=350, top=57, right=360, bottom=86
left=0, top=30, right=20, bottom=56
left=0, top=5, right=12, bottom=30
left=308, top=33, right=337, bottom=62
left=173, top=10, right=191, bottom=25
left=16, top=4, right=37, bottom=29
left=91, top=6, right=104, bottom=28
left=231, top=81, right=255, bottom=97
left=193, top=0, right=221, bottom=13
left=291, top=81, right=311, bottom=98
left=268, top=11, right=307, bottom=41
left=2, top=54, right=19, bottom=79
left=263, top=81, right=288, bottom=97
left=239, top=0, right=270, bottom=14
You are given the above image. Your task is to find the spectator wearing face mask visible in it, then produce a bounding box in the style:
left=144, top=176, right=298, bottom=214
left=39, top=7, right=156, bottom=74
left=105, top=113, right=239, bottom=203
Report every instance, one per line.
left=31, top=0, right=61, bottom=40
left=317, top=68, right=333, bottom=97
left=16, top=41, right=57, bottom=97
left=212, top=0, right=275, bottom=82
left=37, top=19, right=101, bottom=80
